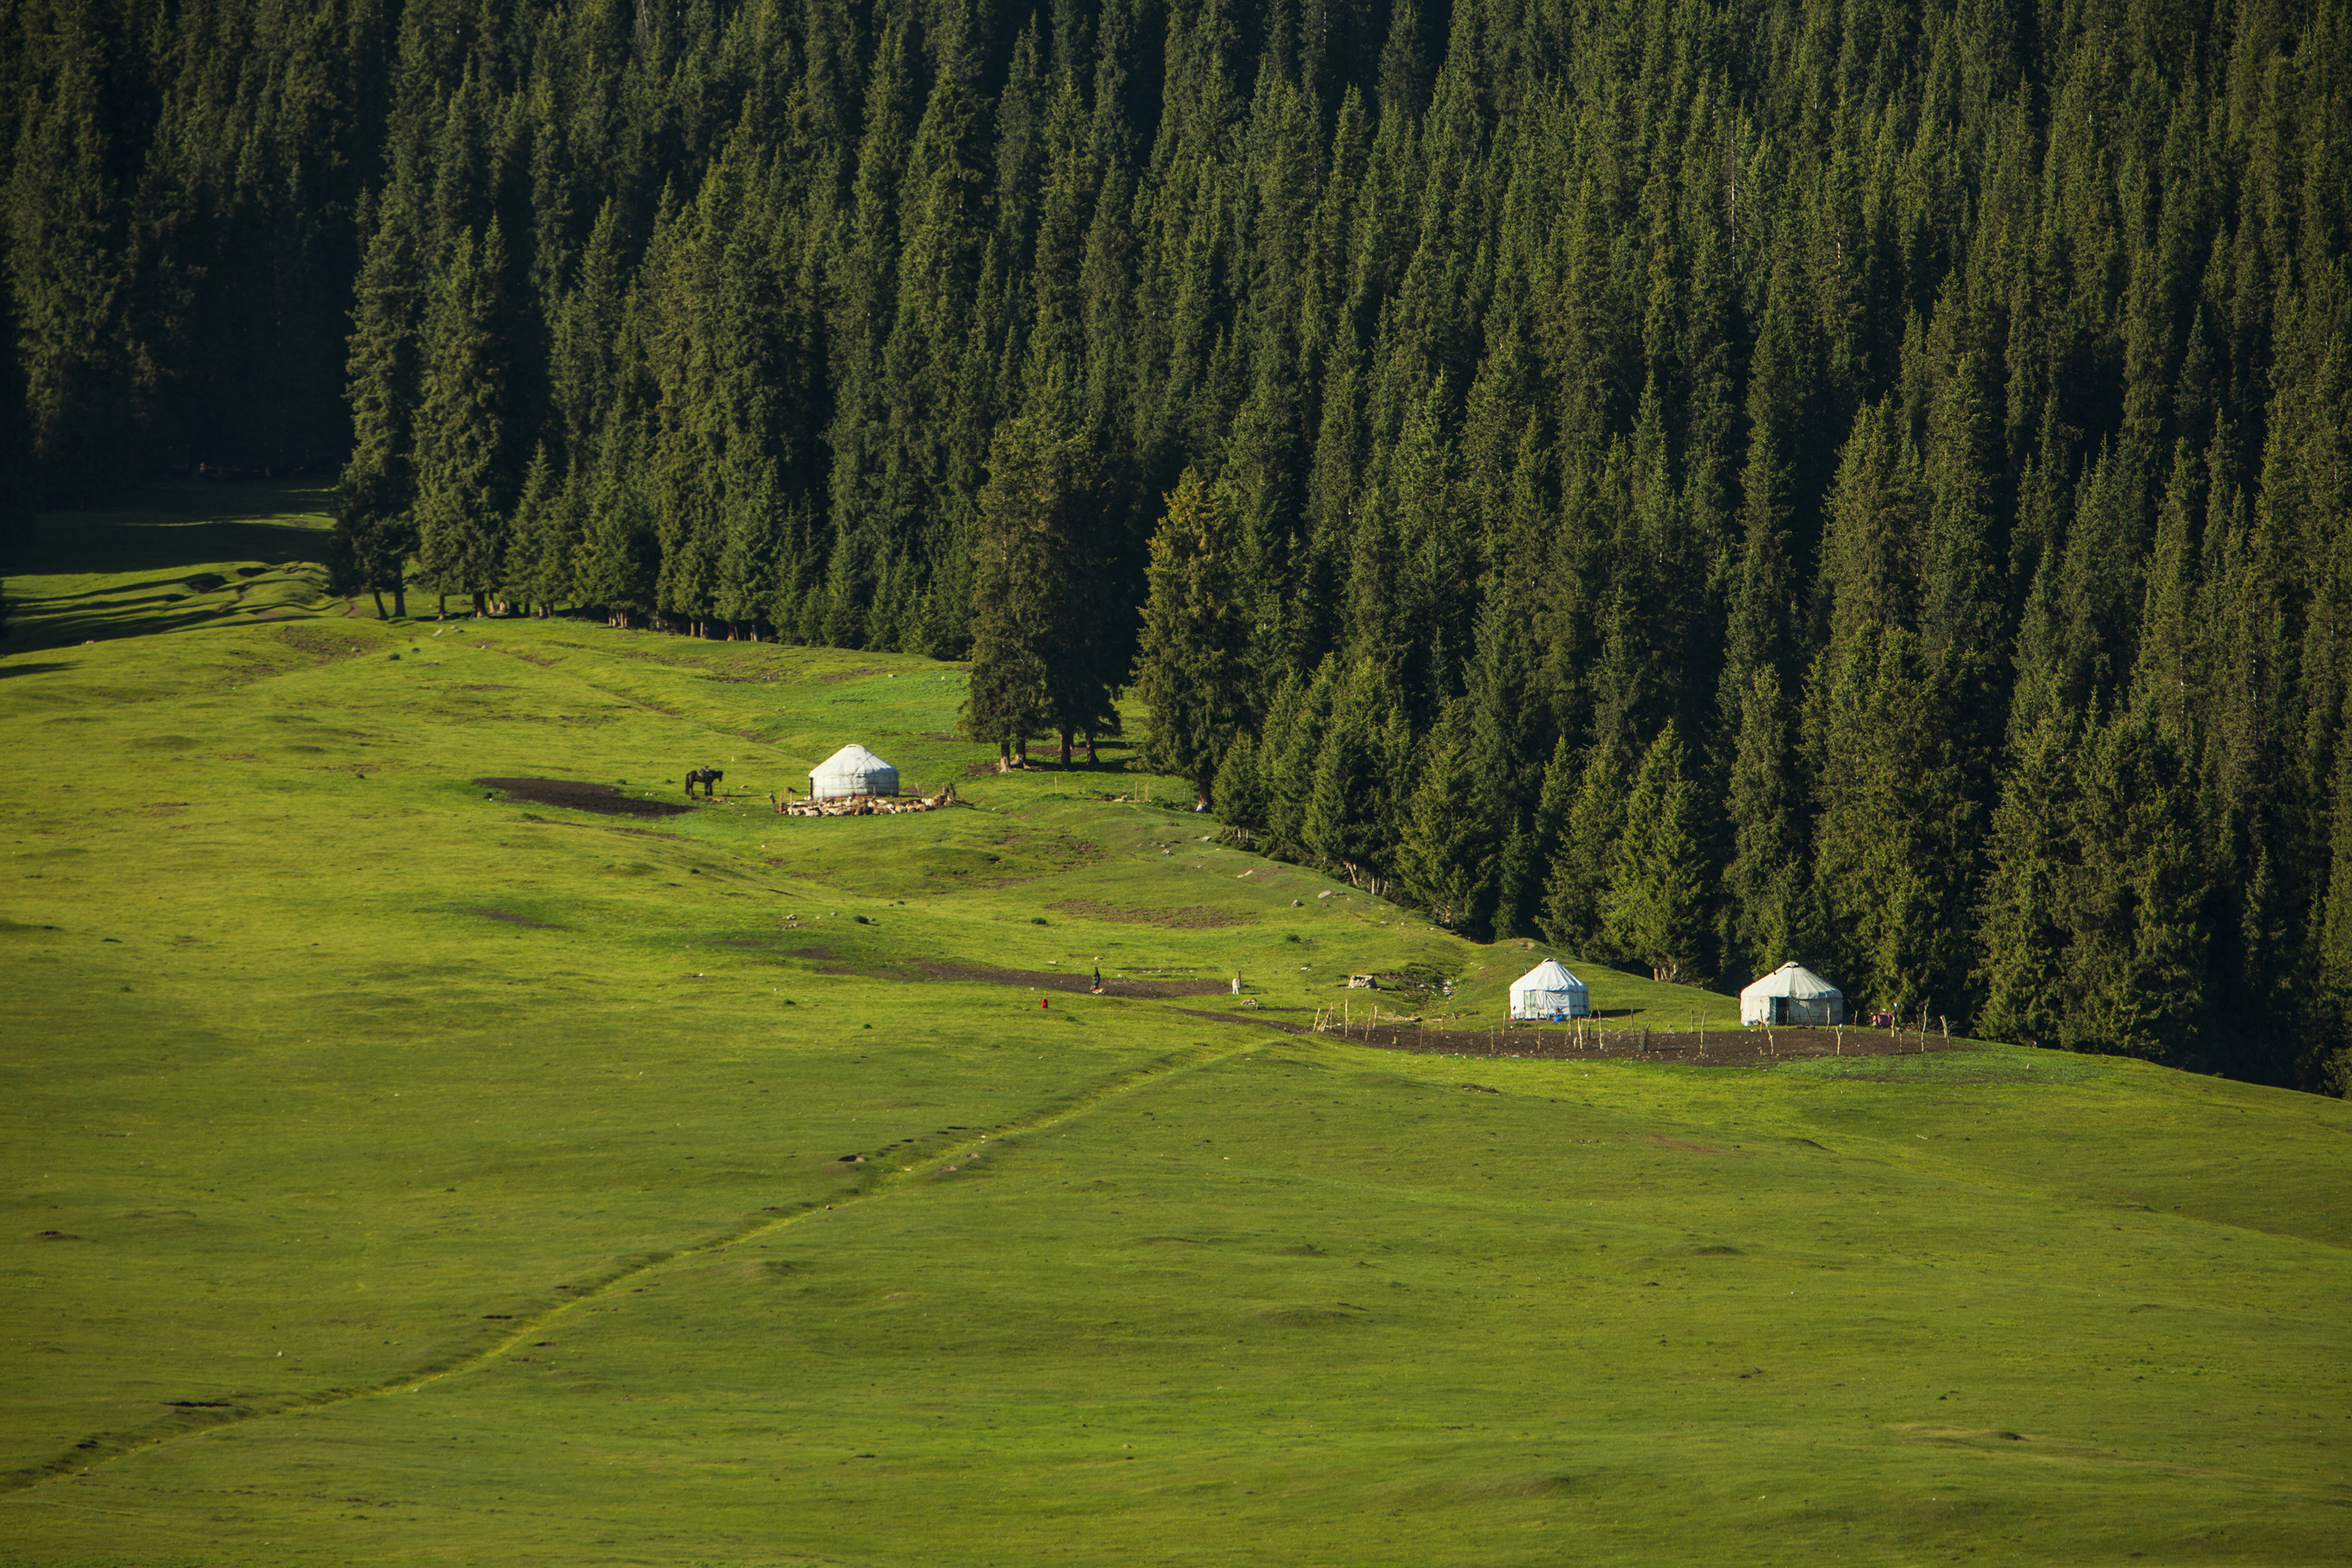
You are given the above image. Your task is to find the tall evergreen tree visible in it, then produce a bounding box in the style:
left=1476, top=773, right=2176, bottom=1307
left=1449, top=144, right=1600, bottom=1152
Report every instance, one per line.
left=1604, top=723, right=1711, bottom=985
left=962, top=400, right=1111, bottom=766
left=332, top=191, right=427, bottom=619
left=1540, top=733, right=1630, bottom=957
left=1976, top=706, right=2077, bottom=1050
left=6, top=0, right=132, bottom=486
left=1395, top=699, right=1494, bottom=930
left=2059, top=706, right=2210, bottom=1062
left=1134, top=466, right=1254, bottom=800
left=1304, top=656, right=1406, bottom=891
left=412, top=221, right=515, bottom=613
left=1722, top=666, right=1813, bottom=982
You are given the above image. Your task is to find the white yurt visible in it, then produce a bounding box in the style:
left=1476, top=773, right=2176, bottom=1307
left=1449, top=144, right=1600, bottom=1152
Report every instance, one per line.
left=808, top=743, right=898, bottom=800
left=1740, top=961, right=1844, bottom=1026
left=1508, top=959, right=1591, bottom=1020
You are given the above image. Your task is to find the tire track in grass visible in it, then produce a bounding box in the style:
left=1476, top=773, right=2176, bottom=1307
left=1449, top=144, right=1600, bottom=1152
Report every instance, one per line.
left=2, top=1036, right=1261, bottom=1494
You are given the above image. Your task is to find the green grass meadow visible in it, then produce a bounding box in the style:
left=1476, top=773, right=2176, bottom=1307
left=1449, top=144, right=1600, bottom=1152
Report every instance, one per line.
left=2, top=487, right=2348, bottom=1566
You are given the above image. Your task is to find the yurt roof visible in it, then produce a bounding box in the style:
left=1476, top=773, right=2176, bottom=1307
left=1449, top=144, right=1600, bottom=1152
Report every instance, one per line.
left=810, top=743, right=897, bottom=787
left=1739, top=961, right=1841, bottom=1000
left=1512, top=959, right=1585, bottom=991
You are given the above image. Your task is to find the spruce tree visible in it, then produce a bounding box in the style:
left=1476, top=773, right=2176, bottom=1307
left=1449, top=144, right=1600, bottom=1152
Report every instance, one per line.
left=1493, top=738, right=1574, bottom=942
left=1395, top=701, right=1492, bottom=930
left=576, top=426, right=658, bottom=626
left=1210, top=731, right=1267, bottom=842
left=963, top=401, right=1106, bottom=766
left=2312, top=718, right=2352, bottom=1094
left=714, top=459, right=784, bottom=640
left=1257, top=662, right=1335, bottom=851
left=0, top=286, right=31, bottom=637
left=503, top=445, right=561, bottom=615
left=1604, top=724, right=1712, bottom=985
left=2059, top=706, right=2210, bottom=1062
left=1806, top=624, right=1978, bottom=1018
left=332, top=191, right=427, bottom=620
left=5, top=5, right=131, bottom=486
left=1134, top=466, right=1254, bottom=800
left=412, top=222, right=515, bottom=614
left=1540, top=733, right=1630, bottom=957
left=1303, top=659, right=1406, bottom=892
left=1975, top=706, right=2077, bottom=1050
left=1722, top=666, right=1813, bottom=983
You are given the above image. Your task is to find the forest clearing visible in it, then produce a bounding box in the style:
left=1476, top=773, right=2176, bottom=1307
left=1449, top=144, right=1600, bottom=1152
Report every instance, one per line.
left=0, top=488, right=2345, bottom=1566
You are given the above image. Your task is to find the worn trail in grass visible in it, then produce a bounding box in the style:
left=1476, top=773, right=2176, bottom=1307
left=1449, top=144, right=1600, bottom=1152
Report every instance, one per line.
left=2, top=487, right=2347, bottom=1566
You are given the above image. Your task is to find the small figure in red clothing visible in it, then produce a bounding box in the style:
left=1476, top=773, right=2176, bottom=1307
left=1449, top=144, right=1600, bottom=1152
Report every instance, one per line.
left=1040, top=994, right=1050, bottom=1011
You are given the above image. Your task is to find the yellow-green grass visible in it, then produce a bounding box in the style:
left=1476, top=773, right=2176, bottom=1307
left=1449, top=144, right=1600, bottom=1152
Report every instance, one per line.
left=2, top=487, right=2347, bottom=1566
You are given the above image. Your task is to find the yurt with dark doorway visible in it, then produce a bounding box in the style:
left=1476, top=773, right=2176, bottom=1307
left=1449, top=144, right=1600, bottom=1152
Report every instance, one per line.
left=1740, top=962, right=1844, bottom=1026
left=1508, top=959, right=1591, bottom=1021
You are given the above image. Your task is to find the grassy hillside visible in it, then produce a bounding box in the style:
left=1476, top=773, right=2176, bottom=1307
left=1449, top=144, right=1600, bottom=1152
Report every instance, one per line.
left=2, top=487, right=2347, bottom=1566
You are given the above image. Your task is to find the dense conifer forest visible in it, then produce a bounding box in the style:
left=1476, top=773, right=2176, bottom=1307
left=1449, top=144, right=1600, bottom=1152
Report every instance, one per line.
left=4, top=0, right=2349, bottom=1090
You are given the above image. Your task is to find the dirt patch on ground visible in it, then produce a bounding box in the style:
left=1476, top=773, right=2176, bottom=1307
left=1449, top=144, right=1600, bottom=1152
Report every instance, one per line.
left=465, top=908, right=560, bottom=928
left=274, top=626, right=375, bottom=659
left=477, top=778, right=694, bottom=818
left=1172, top=1012, right=1960, bottom=1067
left=1318, top=1021, right=1961, bottom=1065
left=918, top=961, right=1229, bottom=998
left=706, top=939, right=852, bottom=963
left=1049, top=898, right=1254, bottom=928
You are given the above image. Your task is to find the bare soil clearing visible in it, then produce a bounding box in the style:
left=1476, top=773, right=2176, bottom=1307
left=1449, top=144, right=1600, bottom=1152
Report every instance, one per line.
left=477, top=777, right=694, bottom=818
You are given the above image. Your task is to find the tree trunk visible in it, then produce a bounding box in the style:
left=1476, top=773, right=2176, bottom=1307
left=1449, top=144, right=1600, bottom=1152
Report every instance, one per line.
left=1084, top=732, right=1099, bottom=765
left=370, top=588, right=387, bottom=619
left=1059, top=728, right=1073, bottom=766
left=472, top=591, right=488, bottom=617
left=392, top=583, right=408, bottom=618
left=1014, top=737, right=1029, bottom=768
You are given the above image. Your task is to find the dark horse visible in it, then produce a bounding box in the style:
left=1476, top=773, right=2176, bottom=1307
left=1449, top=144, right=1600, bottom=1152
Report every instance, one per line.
left=684, top=768, right=724, bottom=799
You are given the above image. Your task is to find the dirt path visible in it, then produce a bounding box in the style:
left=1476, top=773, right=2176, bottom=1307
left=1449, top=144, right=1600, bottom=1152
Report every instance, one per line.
left=1, top=1039, right=1261, bottom=1496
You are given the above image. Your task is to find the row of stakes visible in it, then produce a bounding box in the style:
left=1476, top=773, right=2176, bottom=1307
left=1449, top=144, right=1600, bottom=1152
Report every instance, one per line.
left=1311, top=1000, right=1953, bottom=1060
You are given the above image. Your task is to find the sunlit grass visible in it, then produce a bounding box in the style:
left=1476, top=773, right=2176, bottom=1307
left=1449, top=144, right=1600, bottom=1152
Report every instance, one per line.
left=2, top=485, right=2346, bottom=1566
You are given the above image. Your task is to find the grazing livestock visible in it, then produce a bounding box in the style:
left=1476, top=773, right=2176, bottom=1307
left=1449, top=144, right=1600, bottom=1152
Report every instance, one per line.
left=684, top=768, right=724, bottom=799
